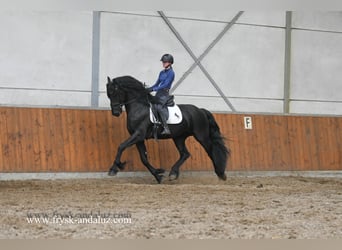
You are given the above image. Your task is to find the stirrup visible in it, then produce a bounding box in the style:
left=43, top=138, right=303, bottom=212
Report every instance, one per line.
left=161, top=127, right=171, bottom=135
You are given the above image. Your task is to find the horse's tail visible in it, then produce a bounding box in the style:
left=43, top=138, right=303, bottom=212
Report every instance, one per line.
left=202, top=109, right=230, bottom=180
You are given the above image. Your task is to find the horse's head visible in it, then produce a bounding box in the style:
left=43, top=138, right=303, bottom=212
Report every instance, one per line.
left=106, top=76, right=125, bottom=116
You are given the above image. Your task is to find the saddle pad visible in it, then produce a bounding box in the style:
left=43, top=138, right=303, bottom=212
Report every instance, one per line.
left=150, top=105, right=183, bottom=125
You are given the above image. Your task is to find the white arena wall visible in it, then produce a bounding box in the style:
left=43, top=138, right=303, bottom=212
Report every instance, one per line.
left=0, top=11, right=93, bottom=107
left=0, top=11, right=341, bottom=115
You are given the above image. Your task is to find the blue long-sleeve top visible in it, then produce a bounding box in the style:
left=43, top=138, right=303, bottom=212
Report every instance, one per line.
left=150, top=67, right=175, bottom=92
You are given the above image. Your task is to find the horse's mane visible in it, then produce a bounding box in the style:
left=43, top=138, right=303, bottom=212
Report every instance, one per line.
left=113, top=76, right=147, bottom=92
left=113, top=75, right=152, bottom=106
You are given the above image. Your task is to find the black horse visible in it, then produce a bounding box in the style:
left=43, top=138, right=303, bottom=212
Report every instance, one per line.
left=106, top=76, right=229, bottom=183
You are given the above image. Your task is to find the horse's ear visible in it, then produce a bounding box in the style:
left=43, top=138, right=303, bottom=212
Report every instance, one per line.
left=107, top=76, right=111, bottom=83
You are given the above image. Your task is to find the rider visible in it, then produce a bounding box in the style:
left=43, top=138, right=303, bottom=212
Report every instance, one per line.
left=148, top=54, right=175, bottom=135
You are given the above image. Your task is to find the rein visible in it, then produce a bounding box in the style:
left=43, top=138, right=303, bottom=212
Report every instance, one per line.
left=113, top=90, right=150, bottom=108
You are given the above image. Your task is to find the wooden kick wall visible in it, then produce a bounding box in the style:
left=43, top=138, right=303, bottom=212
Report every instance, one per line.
left=0, top=106, right=341, bottom=173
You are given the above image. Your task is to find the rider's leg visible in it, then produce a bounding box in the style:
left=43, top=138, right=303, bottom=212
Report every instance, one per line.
left=155, top=91, right=171, bottom=135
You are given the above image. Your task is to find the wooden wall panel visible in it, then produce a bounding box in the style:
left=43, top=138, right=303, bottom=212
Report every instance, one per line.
left=0, top=106, right=341, bottom=173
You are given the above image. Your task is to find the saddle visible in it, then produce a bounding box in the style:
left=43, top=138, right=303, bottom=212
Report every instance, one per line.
left=149, top=95, right=182, bottom=125
left=150, top=105, right=182, bottom=125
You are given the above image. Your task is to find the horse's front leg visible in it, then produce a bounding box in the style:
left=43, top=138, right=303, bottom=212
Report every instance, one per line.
left=169, top=136, right=190, bottom=181
left=108, top=131, right=140, bottom=176
left=136, top=141, right=165, bottom=184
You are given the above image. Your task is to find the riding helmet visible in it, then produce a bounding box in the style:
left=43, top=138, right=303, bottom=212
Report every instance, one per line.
left=160, top=54, right=174, bottom=64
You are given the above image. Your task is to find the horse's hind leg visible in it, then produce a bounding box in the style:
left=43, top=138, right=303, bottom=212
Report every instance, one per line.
left=136, top=141, right=165, bottom=184
left=169, top=136, right=190, bottom=181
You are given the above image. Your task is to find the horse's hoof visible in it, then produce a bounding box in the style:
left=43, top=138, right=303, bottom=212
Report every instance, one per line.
left=169, top=172, right=179, bottom=181
left=218, top=173, right=227, bottom=181
left=154, top=174, right=164, bottom=184
left=108, top=167, right=118, bottom=176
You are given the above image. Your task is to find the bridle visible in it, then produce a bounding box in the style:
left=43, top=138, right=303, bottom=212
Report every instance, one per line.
left=110, top=97, right=139, bottom=109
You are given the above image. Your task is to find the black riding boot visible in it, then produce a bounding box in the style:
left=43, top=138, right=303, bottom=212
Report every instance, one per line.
left=160, top=116, right=171, bottom=135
